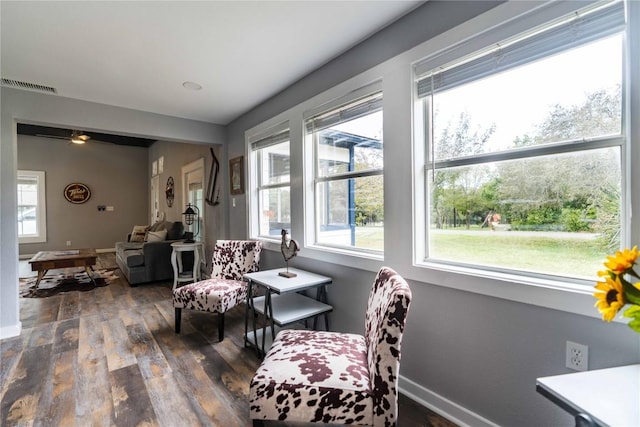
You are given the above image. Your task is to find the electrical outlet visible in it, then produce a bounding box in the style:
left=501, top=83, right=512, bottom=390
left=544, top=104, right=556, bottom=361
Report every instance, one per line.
left=66, top=240, right=71, bottom=247
left=566, top=341, right=588, bottom=371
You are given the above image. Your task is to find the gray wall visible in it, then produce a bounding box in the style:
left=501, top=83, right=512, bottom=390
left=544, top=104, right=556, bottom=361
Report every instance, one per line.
left=226, top=2, right=640, bottom=427
left=16, top=136, right=226, bottom=260
left=17, top=135, right=148, bottom=254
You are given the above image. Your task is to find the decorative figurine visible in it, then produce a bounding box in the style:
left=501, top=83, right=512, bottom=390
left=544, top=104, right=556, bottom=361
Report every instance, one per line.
left=279, top=229, right=300, bottom=278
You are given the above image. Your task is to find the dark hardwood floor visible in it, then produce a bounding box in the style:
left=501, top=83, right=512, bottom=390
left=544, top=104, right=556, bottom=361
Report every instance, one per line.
left=2, top=253, right=457, bottom=426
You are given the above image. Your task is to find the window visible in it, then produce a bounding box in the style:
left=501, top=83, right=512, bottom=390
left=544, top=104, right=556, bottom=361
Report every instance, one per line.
left=182, top=158, right=205, bottom=242
left=415, top=1, right=625, bottom=281
left=305, top=88, right=383, bottom=252
left=17, top=170, right=47, bottom=243
left=250, top=127, right=291, bottom=238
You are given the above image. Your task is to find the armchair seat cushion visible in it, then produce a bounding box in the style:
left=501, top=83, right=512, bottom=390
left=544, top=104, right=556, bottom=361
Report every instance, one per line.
left=173, top=278, right=248, bottom=314
left=250, top=329, right=373, bottom=425
left=250, top=267, right=411, bottom=427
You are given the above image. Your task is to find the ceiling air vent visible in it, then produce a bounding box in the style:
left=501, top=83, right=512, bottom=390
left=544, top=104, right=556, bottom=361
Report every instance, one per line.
left=1, top=78, right=57, bottom=94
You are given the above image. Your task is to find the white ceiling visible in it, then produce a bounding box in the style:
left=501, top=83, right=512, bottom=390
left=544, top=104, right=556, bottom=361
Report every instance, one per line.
left=1, top=1, right=422, bottom=125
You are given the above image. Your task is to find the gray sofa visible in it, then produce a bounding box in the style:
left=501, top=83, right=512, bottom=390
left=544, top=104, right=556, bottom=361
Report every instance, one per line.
left=115, top=221, right=185, bottom=286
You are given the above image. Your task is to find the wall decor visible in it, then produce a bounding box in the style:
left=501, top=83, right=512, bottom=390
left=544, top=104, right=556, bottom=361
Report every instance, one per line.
left=166, top=176, right=175, bottom=207
left=64, top=183, right=91, bottom=204
left=206, top=147, right=220, bottom=206
left=229, top=156, right=244, bottom=195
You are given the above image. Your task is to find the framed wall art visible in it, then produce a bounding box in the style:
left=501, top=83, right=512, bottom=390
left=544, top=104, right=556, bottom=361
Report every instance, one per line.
left=64, top=183, right=91, bottom=204
left=229, top=156, right=244, bottom=195
left=165, top=176, right=175, bottom=207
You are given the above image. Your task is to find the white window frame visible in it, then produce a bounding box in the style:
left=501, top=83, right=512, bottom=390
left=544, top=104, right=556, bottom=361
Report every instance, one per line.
left=182, top=158, right=205, bottom=243
left=407, top=0, right=637, bottom=319
left=247, top=121, right=291, bottom=240
left=303, top=82, right=384, bottom=258
left=17, top=170, right=47, bottom=244
left=414, top=1, right=626, bottom=279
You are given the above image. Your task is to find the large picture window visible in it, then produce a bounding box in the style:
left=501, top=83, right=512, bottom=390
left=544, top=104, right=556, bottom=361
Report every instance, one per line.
left=250, top=128, right=291, bottom=238
left=415, top=1, right=625, bottom=280
left=17, top=170, right=47, bottom=244
left=306, top=89, right=383, bottom=252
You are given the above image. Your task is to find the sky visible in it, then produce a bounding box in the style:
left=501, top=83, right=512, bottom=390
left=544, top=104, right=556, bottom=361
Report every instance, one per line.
left=434, top=34, right=622, bottom=151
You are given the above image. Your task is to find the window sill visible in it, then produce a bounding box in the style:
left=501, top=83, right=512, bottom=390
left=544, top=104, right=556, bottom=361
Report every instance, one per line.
left=259, top=238, right=384, bottom=273
left=19, top=236, right=46, bottom=244
left=407, top=260, right=623, bottom=323
left=258, top=237, right=615, bottom=322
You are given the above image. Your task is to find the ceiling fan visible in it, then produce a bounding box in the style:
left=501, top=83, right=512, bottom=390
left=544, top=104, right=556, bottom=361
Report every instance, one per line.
left=34, top=129, right=92, bottom=144
left=69, top=130, right=91, bottom=144
left=20, top=123, right=157, bottom=147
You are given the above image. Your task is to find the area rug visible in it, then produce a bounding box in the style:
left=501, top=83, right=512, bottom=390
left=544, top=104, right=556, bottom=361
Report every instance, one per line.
left=19, top=267, right=119, bottom=298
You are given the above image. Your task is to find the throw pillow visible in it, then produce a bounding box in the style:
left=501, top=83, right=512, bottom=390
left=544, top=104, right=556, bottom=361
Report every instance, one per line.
left=148, top=220, right=170, bottom=232
left=130, top=225, right=149, bottom=242
left=147, top=221, right=162, bottom=232
left=145, top=229, right=167, bottom=242
left=167, top=222, right=185, bottom=240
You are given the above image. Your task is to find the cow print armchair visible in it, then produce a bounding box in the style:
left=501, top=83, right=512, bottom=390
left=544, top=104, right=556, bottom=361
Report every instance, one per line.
left=249, top=266, right=412, bottom=426
left=173, top=240, right=262, bottom=342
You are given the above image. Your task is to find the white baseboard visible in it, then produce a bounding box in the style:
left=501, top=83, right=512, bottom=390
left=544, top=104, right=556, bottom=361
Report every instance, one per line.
left=96, top=248, right=116, bottom=254
left=0, top=322, right=22, bottom=340
left=399, top=375, right=499, bottom=427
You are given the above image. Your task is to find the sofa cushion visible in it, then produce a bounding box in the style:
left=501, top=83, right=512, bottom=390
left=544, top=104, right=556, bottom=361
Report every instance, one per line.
left=146, top=229, right=167, bottom=242
left=130, top=225, right=149, bottom=242
left=125, top=250, right=145, bottom=267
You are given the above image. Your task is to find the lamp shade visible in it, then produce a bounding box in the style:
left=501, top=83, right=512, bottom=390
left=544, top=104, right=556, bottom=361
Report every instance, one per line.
left=182, top=203, right=200, bottom=242
left=183, top=205, right=197, bottom=225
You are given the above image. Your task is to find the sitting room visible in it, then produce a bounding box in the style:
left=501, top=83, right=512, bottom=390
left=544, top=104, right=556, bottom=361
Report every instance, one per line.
left=2, top=1, right=639, bottom=427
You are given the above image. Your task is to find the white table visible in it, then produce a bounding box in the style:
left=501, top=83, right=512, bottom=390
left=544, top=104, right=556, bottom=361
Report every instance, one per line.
left=244, top=267, right=332, bottom=356
left=536, top=364, right=640, bottom=426
left=170, top=241, right=203, bottom=290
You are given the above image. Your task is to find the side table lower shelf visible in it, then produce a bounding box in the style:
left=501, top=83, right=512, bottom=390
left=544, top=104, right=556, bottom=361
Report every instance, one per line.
left=246, top=293, right=333, bottom=356
left=253, top=293, right=332, bottom=325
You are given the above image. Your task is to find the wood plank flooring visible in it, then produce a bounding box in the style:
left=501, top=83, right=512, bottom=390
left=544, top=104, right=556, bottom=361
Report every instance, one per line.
left=2, top=253, right=457, bottom=426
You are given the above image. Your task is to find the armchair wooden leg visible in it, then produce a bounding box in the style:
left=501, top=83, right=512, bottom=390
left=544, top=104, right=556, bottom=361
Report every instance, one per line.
left=175, top=308, right=182, bottom=333
left=218, top=313, right=225, bottom=342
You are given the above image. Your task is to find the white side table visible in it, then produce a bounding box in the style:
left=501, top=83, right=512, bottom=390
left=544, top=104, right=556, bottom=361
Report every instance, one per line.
left=171, top=242, right=203, bottom=290
left=244, top=268, right=332, bottom=356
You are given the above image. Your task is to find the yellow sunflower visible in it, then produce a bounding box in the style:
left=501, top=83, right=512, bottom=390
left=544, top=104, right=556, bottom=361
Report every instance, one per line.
left=594, top=276, right=626, bottom=322
left=603, top=245, right=638, bottom=275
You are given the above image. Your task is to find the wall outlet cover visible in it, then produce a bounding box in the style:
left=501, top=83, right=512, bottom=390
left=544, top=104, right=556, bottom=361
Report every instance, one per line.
left=566, top=341, right=588, bottom=372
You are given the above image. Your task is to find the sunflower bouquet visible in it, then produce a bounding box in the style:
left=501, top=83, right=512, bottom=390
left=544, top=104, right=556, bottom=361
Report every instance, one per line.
left=593, top=246, right=640, bottom=333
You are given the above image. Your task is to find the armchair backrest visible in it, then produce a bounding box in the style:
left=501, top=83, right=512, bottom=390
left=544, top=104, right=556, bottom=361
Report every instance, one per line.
left=211, top=240, right=262, bottom=280
left=364, top=266, right=412, bottom=426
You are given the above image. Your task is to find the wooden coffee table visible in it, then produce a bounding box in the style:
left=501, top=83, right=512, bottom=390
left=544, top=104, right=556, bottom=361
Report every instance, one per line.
left=28, top=249, right=98, bottom=289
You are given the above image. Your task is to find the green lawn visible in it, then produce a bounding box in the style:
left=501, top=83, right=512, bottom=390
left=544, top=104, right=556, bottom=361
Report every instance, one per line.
left=355, top=227, right=605, bottom=279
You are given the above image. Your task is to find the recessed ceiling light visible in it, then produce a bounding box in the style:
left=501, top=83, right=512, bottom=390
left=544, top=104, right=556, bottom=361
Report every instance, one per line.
left=182, top=81, right=202, bottom=91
